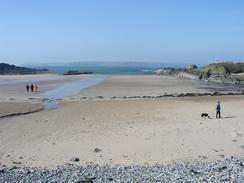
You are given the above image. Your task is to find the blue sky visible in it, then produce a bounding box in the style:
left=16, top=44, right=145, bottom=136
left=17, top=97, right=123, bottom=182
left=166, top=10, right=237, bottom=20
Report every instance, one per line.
left=0, top=0, right=244, bottom=65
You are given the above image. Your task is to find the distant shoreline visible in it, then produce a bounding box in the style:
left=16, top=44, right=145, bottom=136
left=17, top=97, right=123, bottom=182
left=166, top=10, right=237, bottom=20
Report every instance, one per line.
left=0, top=63, right=49, bottom=75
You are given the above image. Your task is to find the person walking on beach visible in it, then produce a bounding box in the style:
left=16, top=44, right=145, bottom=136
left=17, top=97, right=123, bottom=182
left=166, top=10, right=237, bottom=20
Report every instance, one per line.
left=34, top=84, right=38, bottom=92
left=26, top=84, right=29, bottom=92
left=30, top=84, right=34, bottom=92
left=216, top=101, right=221, bottom=118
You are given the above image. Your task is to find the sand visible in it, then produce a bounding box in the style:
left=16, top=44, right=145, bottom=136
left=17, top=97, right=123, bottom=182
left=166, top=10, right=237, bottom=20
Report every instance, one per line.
left=0, top=74, right=244, bottom=168
left=0, top=74, right=91, bottom=102
left=79, top=75, right=208, bottom=99
left=0, top=102, right=43, bottom=118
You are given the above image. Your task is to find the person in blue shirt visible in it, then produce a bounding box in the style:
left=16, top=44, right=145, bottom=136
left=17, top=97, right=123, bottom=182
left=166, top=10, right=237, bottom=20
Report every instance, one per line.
left=216, top=101, right=221, bottom=118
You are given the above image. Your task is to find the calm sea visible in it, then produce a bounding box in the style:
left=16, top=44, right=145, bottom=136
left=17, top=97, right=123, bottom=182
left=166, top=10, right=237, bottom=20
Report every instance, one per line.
left=24, top=62, right=188, bottom=75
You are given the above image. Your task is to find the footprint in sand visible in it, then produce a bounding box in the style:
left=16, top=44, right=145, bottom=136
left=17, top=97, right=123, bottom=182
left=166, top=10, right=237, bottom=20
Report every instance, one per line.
left=231, top=132, right=243, bottom=138
left=238, top=133, right=242, bottom=137
left=144, top=138, right=151, bottom=140
left=198, top=155, right=208, bottom=159
left=218, top=154, right=225, bottom=158
left=13, top=161, right=22, bottom=165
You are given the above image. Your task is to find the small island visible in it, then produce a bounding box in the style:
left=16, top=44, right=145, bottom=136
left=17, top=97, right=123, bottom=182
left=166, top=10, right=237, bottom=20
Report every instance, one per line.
left=63, top=70, right=93, bottom=75
left=0, top=63, right=48, bottom=75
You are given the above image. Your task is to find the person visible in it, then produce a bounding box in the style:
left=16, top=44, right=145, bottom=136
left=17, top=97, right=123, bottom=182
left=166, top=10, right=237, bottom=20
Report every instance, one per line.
left=216, top=101, right=221, bottom=118
left=34, top=84, right=38, bottom=92
left=30, top=84, right=34, bottom=92
left=26, top=84, right=29, bottom=92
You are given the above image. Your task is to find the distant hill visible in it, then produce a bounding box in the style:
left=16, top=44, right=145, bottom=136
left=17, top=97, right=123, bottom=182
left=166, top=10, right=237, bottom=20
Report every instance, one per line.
left=0, top=63, right=49, bottom=75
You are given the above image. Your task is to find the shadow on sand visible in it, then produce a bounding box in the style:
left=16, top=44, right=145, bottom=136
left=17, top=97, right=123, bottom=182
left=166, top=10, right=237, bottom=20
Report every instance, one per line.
left=222, top=116, right=236, bottom=119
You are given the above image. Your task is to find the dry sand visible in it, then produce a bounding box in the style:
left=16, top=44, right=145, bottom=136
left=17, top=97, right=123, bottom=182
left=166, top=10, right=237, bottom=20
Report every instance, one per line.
left=0, top=102, right=43, bottom=118
left=0, top=74, right=244, bottom=168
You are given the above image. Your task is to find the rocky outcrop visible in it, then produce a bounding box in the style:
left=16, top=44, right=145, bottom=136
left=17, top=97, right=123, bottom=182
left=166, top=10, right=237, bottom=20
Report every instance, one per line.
left=186, top=64, right=198, bottom=70
left=200, top=64, right=230, bottom=76
left=184, top=62, right=244, bottom=84
left=63, top=70, right=93, bottom=75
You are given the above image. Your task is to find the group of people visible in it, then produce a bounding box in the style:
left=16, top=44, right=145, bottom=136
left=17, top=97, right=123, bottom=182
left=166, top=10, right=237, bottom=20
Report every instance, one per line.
left=26, top=84, right=38, bottom=92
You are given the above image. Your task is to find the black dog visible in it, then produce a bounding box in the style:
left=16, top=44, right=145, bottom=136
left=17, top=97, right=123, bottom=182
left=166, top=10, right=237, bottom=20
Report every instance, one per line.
left=201, top=113, right=210, bottom=119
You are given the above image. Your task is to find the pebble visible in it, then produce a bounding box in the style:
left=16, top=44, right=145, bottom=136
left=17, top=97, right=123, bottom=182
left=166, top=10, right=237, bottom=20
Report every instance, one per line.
left=70, top=157, right=80, bottom=162
left=1, top=157, right=244, bottom=182
left=94, top=148, right=102, bottom=153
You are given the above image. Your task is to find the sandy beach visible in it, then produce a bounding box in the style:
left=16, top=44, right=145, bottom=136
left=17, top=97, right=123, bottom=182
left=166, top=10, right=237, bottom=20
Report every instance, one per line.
left=79, top=75, right=208, bottom=99
left=0, top=74, right=244, bottom=170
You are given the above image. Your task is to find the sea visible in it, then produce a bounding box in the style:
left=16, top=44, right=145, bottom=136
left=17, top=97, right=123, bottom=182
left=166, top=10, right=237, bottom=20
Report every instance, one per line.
left=24, top=62, right=188, bottom=75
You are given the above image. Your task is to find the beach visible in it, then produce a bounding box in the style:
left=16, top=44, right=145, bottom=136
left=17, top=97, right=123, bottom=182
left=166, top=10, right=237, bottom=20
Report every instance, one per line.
left=1, top=74, right=244, bottom=181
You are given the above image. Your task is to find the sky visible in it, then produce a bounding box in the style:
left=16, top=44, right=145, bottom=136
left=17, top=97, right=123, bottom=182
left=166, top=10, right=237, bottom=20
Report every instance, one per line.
left=0, top=0, right=244, bottom=65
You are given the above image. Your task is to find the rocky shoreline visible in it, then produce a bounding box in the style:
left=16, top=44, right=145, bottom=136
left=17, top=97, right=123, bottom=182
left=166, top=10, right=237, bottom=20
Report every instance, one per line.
left=1, top=157, right=244, bottom=182
left=77, top=91, right=244, bottom=101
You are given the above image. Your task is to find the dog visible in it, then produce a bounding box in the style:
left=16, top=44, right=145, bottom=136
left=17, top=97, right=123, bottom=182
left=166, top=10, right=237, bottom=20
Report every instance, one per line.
left=201, top=113, right=210, bottom=119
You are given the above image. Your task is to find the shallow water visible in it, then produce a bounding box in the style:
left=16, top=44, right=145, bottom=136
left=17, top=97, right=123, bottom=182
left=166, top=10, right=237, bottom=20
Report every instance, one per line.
left=0, top=75, right=64, bottom=85
left=43, top=75, right=107, bottom=109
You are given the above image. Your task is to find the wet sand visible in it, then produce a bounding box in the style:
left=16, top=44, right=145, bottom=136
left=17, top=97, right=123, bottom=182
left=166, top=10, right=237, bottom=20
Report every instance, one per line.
left=0, top=74, right=92, bottom=102
left=0, top=74, right=103, bottom=113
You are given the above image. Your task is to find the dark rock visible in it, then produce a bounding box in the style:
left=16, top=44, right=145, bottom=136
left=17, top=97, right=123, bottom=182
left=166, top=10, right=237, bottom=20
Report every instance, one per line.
left=94, top=148, right=102, bottom=153
left=71, top=157, right=80, bottom=162
left=63, top=70, right=93, bottom=75
left=190, top=169, right=201, bottom=174
left=217, top=165, right=227, bottom=171
left=239, top=162, right=244, bottom=166
left=108, top=177, right=113, bottom=181
left=0, top=168, right=6, bottom=173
